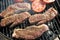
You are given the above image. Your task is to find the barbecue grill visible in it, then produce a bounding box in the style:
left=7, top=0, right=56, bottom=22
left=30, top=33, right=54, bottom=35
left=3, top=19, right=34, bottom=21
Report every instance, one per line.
left=0, top=0, right=60, bottom=40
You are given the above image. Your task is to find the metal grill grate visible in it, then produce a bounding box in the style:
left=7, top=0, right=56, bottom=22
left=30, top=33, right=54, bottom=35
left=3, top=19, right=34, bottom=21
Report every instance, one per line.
left=0, top=0, right=60, bottom=40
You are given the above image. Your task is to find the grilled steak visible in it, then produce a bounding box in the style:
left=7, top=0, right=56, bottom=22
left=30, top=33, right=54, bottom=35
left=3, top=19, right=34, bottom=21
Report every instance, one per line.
left=0, top=6, right=15, bottom=18
left=12, top=24, right=49, bottom=39
left=0, top=3, right=31, bottom=18
left=0, top=12, right=31, bottom=27
left=29, top=7, right=58, bottom=25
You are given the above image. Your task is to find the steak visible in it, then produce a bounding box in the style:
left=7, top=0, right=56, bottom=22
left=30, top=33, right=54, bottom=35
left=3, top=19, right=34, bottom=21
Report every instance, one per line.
left=0, top=3, right=31, bottom=18
left=29, top=7, right=58, bottom=25
left=12, top=24, right=49, bottom=39
left=0, top=12, right=31, bottom=27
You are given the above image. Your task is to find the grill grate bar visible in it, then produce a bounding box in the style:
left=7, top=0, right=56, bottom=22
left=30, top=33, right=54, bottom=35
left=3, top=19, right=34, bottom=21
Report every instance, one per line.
left=7, top=0, right=10, bottom=6
left=56, top=0, right=60, bottom=8
left=52, top=19, right=59, bottom=34
left=0, top=0, right=2, bottom=12
left=21, top=24, right=23, bottom=29
left=2, top=0, right=5, bottom=34
left=10, top=0, right=13, bottom=4
left=23, top=21, right=26, bottom=29
left=8, top=0, right=11, bottom=6
left=50, top=22, right=54, bottom=32
left=53, top=20, right=57, bottom=30
left=3, top=0, right=5, bottom=9
left=56, top=16, right=60, bottom=24
left=54, top=19, right=60, bottom=32
left=41, top=35, right=45, bottom=40
left=55, top=20, right=60, bottom=31
left=44, top=34, right=48, bottom=40
left=1, top=0, right=4, bottom=11
left=5, top=0, right=7, bottom=8
left=9, top=27, right=12, bottom=37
